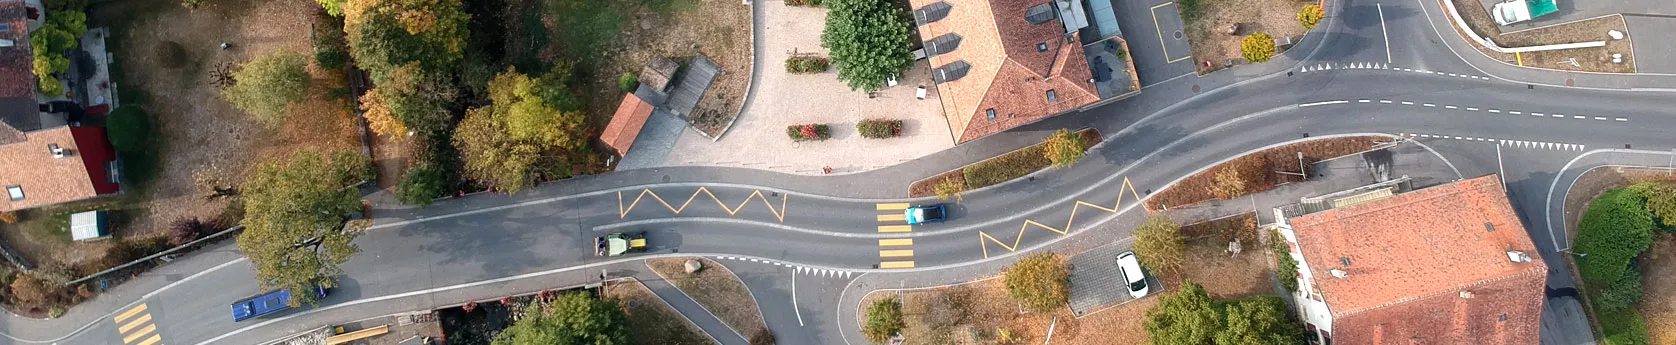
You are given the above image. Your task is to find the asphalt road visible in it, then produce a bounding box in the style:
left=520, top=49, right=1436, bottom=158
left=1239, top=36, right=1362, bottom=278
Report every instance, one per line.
left=6, top=0, right=1675, bottom=343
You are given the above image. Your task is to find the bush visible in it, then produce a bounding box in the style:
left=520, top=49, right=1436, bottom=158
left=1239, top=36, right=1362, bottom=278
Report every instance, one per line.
left=785, top=55, right=830, bottom=74
left=181, top=0, right=205, bottom=8
left=396, top=163, right=446, bottom=206
left=1209, top=167, right=1247, bottom=200
left=1631, top=181, right=1676, bottom=231
left=1004, top=254, right=1070, bottom=313
left=1176, top=0, right=1202, bottom=21
left=933, top=177, right=965, bottom=200
left=1271, top=230, right=1299, bottom=292
left=168, top=217, right=216, bottom=246
left=223, top=51, right=312, bottom=126
left=785, top=124, right=831, bottom=141
left=1144, top=280, right=1218, bottom=345
left=1134, top=213, right=1185, bottom=273
left=313, top=11, right=349, bottom=69
left=1297, top=5, right=1324, bottom=30
left=0, top=211, right=15, bottom=224
left=1592, top=268, right=1643, bottom=313
left=1575, top=188, right=1654, bottom=283
left=787, top=0, right=822, bottom=6
left=9, top=273, right=56, bottom=309
left=863, top=297, right=905, bottom=344
left=963, top=145, right=1049, bottom=188
left=1599, top=307, right=1650, bottom=345
left=1242, top=33, right=1277, bottom=63
left=617, top=72, right=639, bottom=93
left=106, top=107, right=152, bottom=153
left=48, top=306, right=65, bottom=318
left=856, top=119, right=902, bottom=138
left=1042, top=129, right=1085, bottom=168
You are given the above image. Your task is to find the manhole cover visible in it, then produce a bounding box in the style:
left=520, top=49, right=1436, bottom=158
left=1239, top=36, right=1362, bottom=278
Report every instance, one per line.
left=1174, top=31, right=1184, bottom=40
left=1192, top=84, right=1201, bottom=93
left=662, top=175, right=671, bottom=183
left=1566, top=78, right=1575, bottom=86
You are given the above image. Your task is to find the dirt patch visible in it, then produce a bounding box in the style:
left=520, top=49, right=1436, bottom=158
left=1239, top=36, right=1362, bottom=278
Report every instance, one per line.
left=1442, top=0, right=1634, bottom=73
left=1641, top=236, right=1676, bottom=343
left=1184, top=0, right=1310, bottom=73
left=646, top=257, right=770, bottom=343
left=606, top=279, right=719, bottom=345
left=862, top=278, right=1082, bottom=345
left=1145, top=136, right=1385, bottom=210
left=907, top=129, right=1102, bottom=198
left=1172, top=237, right=1274, bottom=300
left=553, top=0, right=751, bottom=137
left=1067, top=296, right=1158, bottom=345
left=1179, top=212, right=1258, bottom=244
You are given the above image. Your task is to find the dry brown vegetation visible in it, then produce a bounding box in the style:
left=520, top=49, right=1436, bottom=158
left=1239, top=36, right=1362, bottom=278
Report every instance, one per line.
left=1184, top=0, right=1311, bottom=73
left=1145, top=136, right=1384, bottom=210
left=1443, top=0, right=1634, bottom=73
left=646, top=257, right=772, bottom=343
left=563, top=0, right=751, bottom=137
left=605, top=279, right=719, bottom=345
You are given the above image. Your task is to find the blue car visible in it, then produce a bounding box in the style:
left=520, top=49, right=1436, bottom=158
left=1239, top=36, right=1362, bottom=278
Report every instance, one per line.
left=231, top=284, right=328, bottom=322
left=904, top=204, right=947, bottom=225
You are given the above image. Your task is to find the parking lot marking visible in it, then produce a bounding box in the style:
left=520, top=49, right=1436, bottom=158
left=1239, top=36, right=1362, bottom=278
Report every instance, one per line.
left=877, top=214, right=905, bottom=222
left=878, top=225, right=912, bottom=233
left=878, top=239, right=914, bottom=246
left=875, top=203, right=909, bottom=211
left=1150, top=2, right=1192, bottom=63
left=879, top=250, right=915, bottom=258
left=880, top=261, right=916, bottom=269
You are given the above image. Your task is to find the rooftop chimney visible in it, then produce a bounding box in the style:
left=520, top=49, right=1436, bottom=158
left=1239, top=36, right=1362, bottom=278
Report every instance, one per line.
left=1459, top=290, right=1474, bottom=299
left=49, top=143, right=67, bottom=158
left=1330, top=269, right=1348, bottom=279
left=1507, top=251, right=1532, bottom=263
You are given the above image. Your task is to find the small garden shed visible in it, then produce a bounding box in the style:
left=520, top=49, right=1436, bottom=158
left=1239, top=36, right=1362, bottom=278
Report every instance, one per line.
left=70, top=210, right=109, bottom=241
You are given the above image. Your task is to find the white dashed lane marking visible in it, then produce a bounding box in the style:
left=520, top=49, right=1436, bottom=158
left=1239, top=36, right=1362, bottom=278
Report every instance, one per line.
left=1405, top=133, right=1586, bottom=151
left=1296, top=100, right=1629, bottom=122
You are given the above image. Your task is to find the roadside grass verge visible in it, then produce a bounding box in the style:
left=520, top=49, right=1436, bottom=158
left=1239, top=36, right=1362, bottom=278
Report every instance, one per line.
left=605, top=278, right=719, bottom=345
left=908, top=129, right=1101, bottom=198
left=647, top=257, right=772, bottom=343
left=1144, top=136, right=1384, bottom=210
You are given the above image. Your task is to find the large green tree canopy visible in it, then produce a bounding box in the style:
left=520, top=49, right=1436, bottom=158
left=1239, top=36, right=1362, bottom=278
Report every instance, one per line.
left=1144, top=280, right=1219, bottom=345
left=1574, top=188, right=1654, bottom=283
left=237, top=150, right=370, bottom=305
left=452, top=68, right=586, bottom=194
left=343, top=0, right=469, bottom=79
left=223, top=51, right=312, bottom=126
left=821, top=0, right=913, bottom=92
left=491, top=292, right=628, bottom=345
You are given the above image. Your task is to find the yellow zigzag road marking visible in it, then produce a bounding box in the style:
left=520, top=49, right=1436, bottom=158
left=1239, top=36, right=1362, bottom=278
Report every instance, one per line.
left=980, top=177, right=1143, bottom=258
left=618, top=187, right=788, bottom=222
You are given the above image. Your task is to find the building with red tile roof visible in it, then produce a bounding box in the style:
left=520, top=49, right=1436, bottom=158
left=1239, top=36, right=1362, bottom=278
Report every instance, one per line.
left=909, top=0, right=1104, bottom=143
left=1273, top=175, right=1547, bottom=344
left=600, top=93, right=657, bottom=157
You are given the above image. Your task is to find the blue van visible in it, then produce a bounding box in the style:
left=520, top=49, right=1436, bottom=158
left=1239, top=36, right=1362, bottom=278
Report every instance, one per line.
left=231, top=284, right=328, bottom=322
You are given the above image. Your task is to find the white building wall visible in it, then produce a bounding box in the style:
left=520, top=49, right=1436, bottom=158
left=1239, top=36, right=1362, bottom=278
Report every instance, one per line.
left=1275, top=222, right=1334, bottom=339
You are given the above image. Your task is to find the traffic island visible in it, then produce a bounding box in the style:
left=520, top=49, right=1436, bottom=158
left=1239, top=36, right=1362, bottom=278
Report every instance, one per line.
left=1143, top=135, right=1386, bottom=210
left=1560, top=167, right=1676, bottom=343
left=1441, top=0, right=1635, bottom=73
left=1178, top=0, right=1313, bottom=73
left=908, top=129, right=1101, bottom=198
left=605, top=278, right=720, bottom=345
left=646, top=257, right=773, bottom=344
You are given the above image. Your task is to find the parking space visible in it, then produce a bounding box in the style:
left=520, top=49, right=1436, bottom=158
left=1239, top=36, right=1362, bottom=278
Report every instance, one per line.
left=1622, top=15, right=1676, bottom=74
left=1109, top=0, right=1198, bottom=84
left=1068, top=240, right=1165, bottom=316
left=1149, top=3, right=1194, bottom=65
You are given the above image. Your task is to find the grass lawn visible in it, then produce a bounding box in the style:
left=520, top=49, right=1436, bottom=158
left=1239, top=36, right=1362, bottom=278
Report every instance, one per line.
left=908, top=129, right=1101, bottom=198
left=605, top=279, right=719, bottom=345
left=1181, top=0, right=1310, bottom=73
left=1442, top=0, right=1633, bottom=73
left=646, top=257, right=771, bottom=342
left=1144, top=136, right=1384, bottom=210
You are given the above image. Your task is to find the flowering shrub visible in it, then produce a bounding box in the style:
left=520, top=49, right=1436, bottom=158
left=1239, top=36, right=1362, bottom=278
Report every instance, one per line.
left=785, top=55, right=830, bottom=74
left=856, top=118, right=903, bottom=138
left=785, top=124, right=832, bottom=141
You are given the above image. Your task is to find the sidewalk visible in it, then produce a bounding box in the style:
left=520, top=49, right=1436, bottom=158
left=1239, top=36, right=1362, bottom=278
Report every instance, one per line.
left=1164, top=140, right=1461, bottom=226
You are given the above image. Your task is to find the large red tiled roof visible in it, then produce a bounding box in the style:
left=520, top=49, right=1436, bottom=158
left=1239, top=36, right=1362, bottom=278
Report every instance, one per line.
left=911, top=0, right=1098, bottom=143
left=1290, top=175, right=1546, bottom=344
left=600, top=93, right=656, bottom=157
left=0, top=127, right=114, bottom=211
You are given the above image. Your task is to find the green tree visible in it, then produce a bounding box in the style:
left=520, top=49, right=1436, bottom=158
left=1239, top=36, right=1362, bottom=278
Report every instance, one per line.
left=396, top=162, right=445, bottom=206
left=1241, top=32, right=1277, bottom=63
left=453, top=107, right=543, bottom=193
left=1631, top=181, right=1676, bottom=230
left=491, top=292, right=628, bottom=345
left=1591, top=268, right=1643, bottom=313
left=863, top=297, right=905, bottom=344
left=821, top=0, right=913, bottom=92
left=1133, top=213, right=1186, bottom=273
left=361, top=63, right=457, bottom=137
left=237, top=150, right=370, bottom=306
left=1574, top=188, right=1654, bottom=283
left=1215, top=296, right=1303, bottom=345
left=1043, top=129, right=1086, bottom=168
left=105, top=107, right=152, bottom=152
left=452, top=68, right=586, bottom=194
left=1297, top=5, right=1324, bottom=30
left=1003, top=253, right=1070, bottom=313
left=29, top=11, right=86, bottom=96
left=223, top=51, right=312, bottom=126
left=1145, top=280, right=1219, bottom=345
left=317, top=0, right=345, bottom=16
left=487, top=68, right=587, bottom=151
left=343, top=0, right=469, bottom=79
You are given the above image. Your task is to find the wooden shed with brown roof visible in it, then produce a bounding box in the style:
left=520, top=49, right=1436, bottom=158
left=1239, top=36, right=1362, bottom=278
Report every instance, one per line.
left=1276, top=175, right=1546, bottom=344
left=600, top=93, right=657, bottom=157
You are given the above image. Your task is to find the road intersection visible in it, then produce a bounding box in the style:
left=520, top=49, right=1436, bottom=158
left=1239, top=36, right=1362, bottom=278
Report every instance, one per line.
left=5, top=0, right=1675, bottom=343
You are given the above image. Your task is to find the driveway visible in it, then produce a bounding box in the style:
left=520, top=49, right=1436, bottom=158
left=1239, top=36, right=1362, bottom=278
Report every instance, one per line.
left=619, top=3, right=952, bottom=175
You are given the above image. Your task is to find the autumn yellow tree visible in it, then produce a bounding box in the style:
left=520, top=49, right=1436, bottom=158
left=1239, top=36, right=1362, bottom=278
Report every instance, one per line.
left=342, top=0, right=468, bottom=79
left=452, top=68, right=588, bottom=194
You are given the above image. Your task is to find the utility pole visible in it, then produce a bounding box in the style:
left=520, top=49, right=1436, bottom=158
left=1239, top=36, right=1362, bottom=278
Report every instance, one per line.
left=1298, top=152, right=1307, bottom=180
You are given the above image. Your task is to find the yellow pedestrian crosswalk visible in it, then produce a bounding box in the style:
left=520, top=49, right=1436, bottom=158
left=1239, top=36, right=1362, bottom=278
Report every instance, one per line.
left=115, top=303, right=163, bottom=345
left=876, top=203, right=916, bottom=269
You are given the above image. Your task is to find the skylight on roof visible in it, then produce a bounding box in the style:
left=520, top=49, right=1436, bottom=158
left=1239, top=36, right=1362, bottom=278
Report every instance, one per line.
left=1025, top=3, right=1057, bottom=24
left=915, top=1, right=953, bottom=24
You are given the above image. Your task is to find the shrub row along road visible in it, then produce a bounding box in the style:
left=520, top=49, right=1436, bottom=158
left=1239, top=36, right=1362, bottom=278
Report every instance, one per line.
left=7, top=0, right=1675, bottom=343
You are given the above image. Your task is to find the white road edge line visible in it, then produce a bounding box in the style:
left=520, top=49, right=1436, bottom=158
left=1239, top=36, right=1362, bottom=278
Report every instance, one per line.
left=1378, top=3, right=1391, bottom=64
left=1299, top=100, right=1350, bottom=107
left=792, top=269, right=805, bottom=326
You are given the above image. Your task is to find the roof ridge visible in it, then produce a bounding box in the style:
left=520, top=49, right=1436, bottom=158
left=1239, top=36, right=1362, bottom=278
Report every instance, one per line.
left=1330, top=264, right=1546, bottom=319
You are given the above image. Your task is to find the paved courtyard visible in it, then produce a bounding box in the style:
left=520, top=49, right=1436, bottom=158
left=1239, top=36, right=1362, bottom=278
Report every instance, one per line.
left=618, top=2, right=951, bottom=175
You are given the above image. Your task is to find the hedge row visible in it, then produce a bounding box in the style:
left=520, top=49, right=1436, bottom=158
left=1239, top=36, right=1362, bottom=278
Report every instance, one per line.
left=856, top=119, right=902, bottom=138
left=1145, top=136, right=1383, bottom=210
left=905, top=129, right=1100, bottom=197
left=785, top=124, right=831, bottom=141
left=785, top=55, right=829, bottom=74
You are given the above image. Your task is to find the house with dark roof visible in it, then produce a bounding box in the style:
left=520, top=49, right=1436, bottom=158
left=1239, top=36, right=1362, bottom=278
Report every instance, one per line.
left=909, top=0, right=1137, bottom=143
left=1272, top=175, right=1546, bottom=344
left=0, top=0, right=121, bottom=212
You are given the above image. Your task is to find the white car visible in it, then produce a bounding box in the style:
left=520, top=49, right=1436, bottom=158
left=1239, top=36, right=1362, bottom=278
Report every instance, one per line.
left=1117, top=251, right=1150, bottom=298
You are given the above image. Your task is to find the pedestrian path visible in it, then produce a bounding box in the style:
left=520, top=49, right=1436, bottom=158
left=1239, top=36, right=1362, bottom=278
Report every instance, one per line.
left=636, top=275, right=750, bottom=345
